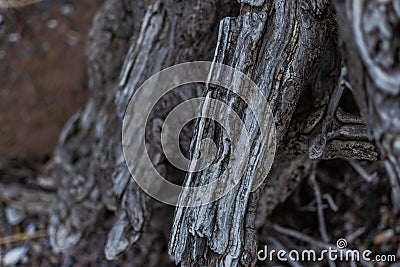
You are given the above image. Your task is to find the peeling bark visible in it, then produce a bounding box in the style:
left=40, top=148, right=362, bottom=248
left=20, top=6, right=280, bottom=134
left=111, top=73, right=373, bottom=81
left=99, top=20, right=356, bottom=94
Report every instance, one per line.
left=5, top=0, right=396, bottom=266
left=169, top=1, right=345, bottom=266
left=44, top=0, right=240, bottom=261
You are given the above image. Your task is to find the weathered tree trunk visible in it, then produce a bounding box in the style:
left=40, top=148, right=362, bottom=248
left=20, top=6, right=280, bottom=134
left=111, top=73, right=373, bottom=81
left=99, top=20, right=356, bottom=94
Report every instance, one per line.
left=16, top=0, right=397, bottom=266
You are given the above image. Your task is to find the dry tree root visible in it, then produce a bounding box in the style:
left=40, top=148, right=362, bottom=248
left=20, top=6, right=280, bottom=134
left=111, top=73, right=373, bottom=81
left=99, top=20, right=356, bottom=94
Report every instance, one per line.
left=0, top=0, right=399, bottom=266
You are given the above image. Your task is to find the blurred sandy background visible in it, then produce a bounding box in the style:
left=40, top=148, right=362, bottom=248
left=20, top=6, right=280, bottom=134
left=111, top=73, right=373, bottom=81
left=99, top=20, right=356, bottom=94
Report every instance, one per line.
left=0, top=0, right=100, bottom=162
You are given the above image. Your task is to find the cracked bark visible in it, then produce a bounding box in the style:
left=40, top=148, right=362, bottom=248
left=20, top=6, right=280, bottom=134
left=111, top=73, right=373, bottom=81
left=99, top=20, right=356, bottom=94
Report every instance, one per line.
left=4, top=0, right=396, bottom=266
left=169, top=1, right=345, bottom=266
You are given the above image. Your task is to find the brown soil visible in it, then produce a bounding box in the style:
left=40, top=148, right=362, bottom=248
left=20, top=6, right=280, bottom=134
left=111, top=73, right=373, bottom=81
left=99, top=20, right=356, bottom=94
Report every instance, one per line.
left=0, top=0, right=100, bottom=161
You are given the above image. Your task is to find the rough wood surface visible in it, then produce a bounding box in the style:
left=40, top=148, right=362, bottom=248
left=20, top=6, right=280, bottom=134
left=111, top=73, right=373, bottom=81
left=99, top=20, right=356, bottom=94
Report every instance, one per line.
left=44, top=0, right=239, bottom=261
left=0, top=182, right=54, bottom=214
left=4, top=0, right=396, bottom=266
left=45, top=0, right=144, bottom=253
left=168, top=1, right=373, bottom=266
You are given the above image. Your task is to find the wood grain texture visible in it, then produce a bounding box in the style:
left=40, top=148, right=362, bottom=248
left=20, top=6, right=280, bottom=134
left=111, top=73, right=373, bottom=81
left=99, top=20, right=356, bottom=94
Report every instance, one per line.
left=168, top=1, right=351, bottom=266
left=45, top=0, right=239, bottom=262
left=19, top=0, right=392, bottom=265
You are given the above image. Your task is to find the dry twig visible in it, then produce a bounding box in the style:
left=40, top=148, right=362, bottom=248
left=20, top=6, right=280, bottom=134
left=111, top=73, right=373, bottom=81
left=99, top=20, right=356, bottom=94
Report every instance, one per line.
left=0, top=230, right=47, bottom=245
left=0, top=0, right=43, bottom=8
left=309, top=167, right=329, bottom=243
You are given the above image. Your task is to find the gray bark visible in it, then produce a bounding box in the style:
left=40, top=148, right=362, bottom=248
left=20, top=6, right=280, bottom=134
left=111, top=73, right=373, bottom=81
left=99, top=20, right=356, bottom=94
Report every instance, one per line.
left=3, top=0, right=397, bottom=266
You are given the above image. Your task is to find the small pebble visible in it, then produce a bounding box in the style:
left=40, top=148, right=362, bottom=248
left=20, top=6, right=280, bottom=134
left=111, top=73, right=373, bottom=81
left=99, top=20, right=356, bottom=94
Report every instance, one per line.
left=47, top=19, right=58, bottom=29
left=7, top=33, right=21, bottom=43
left=66, top=36, right=78, bottom=47
left=60, top=4, right=74, bottom=16
left=5, top=206, right=26, bottom=225
left=3, top=247, right=27, bottom=266
left=26, top=223, right=37, bottom=234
